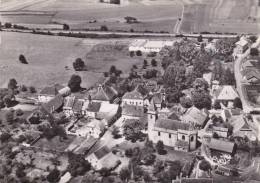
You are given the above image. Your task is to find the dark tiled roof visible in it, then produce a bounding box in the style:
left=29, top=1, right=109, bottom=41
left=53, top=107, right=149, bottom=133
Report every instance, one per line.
left=175, top=140, right=189, bottom=148
left=42, top=94, right=64, bottom=113
left=87, top=102, right=101, bottom=112
left=154, top=119, right=190, bottom=131
left=94, top=146, right=110, bottom=160
left=208, top=138, right=235, bottom=153
left=122, top=105, right=144, bottom=117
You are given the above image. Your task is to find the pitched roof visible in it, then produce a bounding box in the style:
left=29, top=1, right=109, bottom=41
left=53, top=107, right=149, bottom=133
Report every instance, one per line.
left=39, top=84, right=64, bottom=96
left=92, top=85, right=117, bottom=102
left=87, top=102, right=101, bottom=112
left=154, top=119, right=190, bottom=132
left=73, top=99, right=84, bottom=112
left=94, top=146, right=111, bottom=160
left=236, top=39, right=248, bottom=47
left=183, top=106, right=208, bottom=125
left=122, top=90, right=144, bottom=100
left=122, top=104, right=144, bottom=117
left=214, top=85, right=239, bottom=100
left=42, top=94, right=63, bottom=113
left=231, top=115, right=251, bottom=134
left=208, top=138, right=235, bottom=153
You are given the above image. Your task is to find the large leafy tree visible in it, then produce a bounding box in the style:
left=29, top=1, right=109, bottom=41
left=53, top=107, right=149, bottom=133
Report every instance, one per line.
left=68, top=74, right=82, bottom=92
left=163, top=62, right=186, bottom=89
left=192, top=90, right=211, bottom=110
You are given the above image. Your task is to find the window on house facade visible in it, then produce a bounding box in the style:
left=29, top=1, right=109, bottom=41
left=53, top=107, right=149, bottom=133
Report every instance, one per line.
left=182, top=135, right=185, bottom=140
left=150, top=115, right=153, bottom=119
left=158, top=132, right=161, bottom=136
left=169, top=134, right=171, bottom=138
left=190, top=136, right=194, bottom=142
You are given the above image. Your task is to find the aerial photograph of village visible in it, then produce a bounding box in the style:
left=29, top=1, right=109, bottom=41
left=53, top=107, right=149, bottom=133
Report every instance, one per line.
left=0, top=0, right=259, bottom=182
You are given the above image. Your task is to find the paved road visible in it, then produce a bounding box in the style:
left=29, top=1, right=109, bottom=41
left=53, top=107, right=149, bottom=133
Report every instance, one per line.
left=234, top=36, right=260, bottom=113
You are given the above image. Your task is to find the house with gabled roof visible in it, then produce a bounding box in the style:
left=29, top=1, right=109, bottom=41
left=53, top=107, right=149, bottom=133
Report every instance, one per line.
left=122, top=88, right=144, bottom=107
left=86, top=146, right=119, bottom=170
left=182, top=106, right=208, bottom=128
left=208, top=138, right=236, bottom=155
left=122, top=104, right=144, bottom=119
left=41, top=94, right=64, bottom=114
left=212, top=85, right=239, bottom=107
left=92, top=84, right=118, bottom=103
left=38, top=84, right=64, bottom=103
left=148, top=105, right=197, bottom=152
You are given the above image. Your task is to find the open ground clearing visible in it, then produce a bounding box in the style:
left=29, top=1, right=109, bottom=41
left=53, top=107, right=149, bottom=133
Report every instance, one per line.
left=0, top=32, right=143, bottom=90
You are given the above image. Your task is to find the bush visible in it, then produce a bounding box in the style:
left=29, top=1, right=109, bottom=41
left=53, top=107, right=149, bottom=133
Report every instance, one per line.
left=197, top=35, right=203, bottom=42
left=199, top=160, right=211, bottom=172
left=29, top=86, right=36, bottom=93
left=16, top=109, right=23, bottom=116
left=46, top=169, right=60, bottom=183
left=63, top=24, right=70, bottom=30
left=19, top=54, right=28, bottom=64
left=4, top=22, right=12, bottom=28
left=151, top=59, right=157, bottom=67
left=250, top=48, right=259, bottom=56
left=233, top=97, right=242, bottom=109
left=73, top=58, right=86, bottom=71
left=136, top=50, right=142, bottom=56
left=142, top=153, right=156, bottom=165
left=20, top=85, right=27, bottom=92
left=112, top=126, right=121, bottom=139
left=100, top=25, right=108, bottom=31
left=156, top=141, right=166, bottom=155
left=125, top=148, right=133, bottom=157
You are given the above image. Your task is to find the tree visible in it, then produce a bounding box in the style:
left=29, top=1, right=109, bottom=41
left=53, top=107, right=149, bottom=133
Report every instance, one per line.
left=180, top=96, right=193, bottom=108
left=192, top=91, right=211, bottom=110
left=20, top=85, right=27, bottom=92
left=19, top=54, right=28, bottom=64
left=151, top=59, right=157, bottom=67
left=67, top=153, right=91, bottom=176
left=143, top=172, right=152, bottom=183
left=192, top=78, right=209, bottom=92
left=163, top=62, right=186, bottom=88
left=99, top=168, right=111, bottom=177
left=197, top=35, right=203, bottom=42
left=124, top=16, right=138, bottom=23
left=63, top=24, right=70, bottom=30
left=143, top=59, right=148, bottom=68
left=156, top=141, right=166, bottom=155
left=212, top=132, right=219, bottom=139
left=136, top=50, right=142, bottom=56
left=119, top=167, right=131, bottom=182
left=112, top=126, right=121, bottom=139
left=220, top=68, right=235, bottom=86
left=68, top=74, right=82, bottom=92
left=8, top=78, right=18, bottom=91
left=16, top=164, right=26, bottom=178
left=29, top=86, right=36, bottom=93
left=0, top=132, right=11, bottom=143
left=3, top=95, right=12, bottom=108
left=130, top=51, right=135, bottom=57
left=109, top=65, right=117, bottom=74
left=123, top=120, right=144, bottom=142
left=213, top=100, right=221, bottom=109
left=73, top=58, right=86, bottom=71
left=4, top=22, right=12, bottom=28
left=100, top=25, right=108, bottom=31
left=199, top=160, right=211, bottom=172
left=233, top=97, right=242, bottom=109
left=5, top=110, right=14, bottom=123
left=46, top=169, right=60, bottom=183
left=142, top=153, right=156, bottom=165
left=249, top=35, right=257, bottom=43
left=250, top=48, right=259, bottom=56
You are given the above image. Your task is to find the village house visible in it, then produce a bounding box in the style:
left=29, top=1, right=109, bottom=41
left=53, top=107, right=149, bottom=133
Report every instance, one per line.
left=122, top=89, right=144, bottom=107
left=235, top=38, right=248, bottom=54
left=41, top=94, right=64, bottom=114
left=63, top=96, right=84, bottom=117
left=220, top=108, right=242, bottom=122
left=82, top=101, right=101, bottom=118
left=182, top=106, right=208, bottom=128
left=68, top=118, right=106, bottom=138
left=91, top=84, right=118, bottom=104
left=208, top=138, right=236, bottom=156
left=86, top=146, right=119, bottom=170
left=38, top=84, right=64, bottom=103
left=148, top=105, right=197, bottom=152
left=212, top=85, right=239, bottom=108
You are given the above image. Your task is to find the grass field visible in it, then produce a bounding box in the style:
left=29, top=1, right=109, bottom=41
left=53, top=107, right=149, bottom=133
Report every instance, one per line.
left=0, top=32, right=142, bottom=90
left=0, top=0, right=182, bottom=33
left=180, top=0, right=259, bottom=34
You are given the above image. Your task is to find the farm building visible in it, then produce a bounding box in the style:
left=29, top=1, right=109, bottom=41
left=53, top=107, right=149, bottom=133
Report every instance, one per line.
left=129, top=39, right=175, bottom=53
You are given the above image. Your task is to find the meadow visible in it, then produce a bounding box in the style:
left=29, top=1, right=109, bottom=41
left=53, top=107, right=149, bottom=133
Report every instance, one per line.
left=0, top=32, right=141, bottom=90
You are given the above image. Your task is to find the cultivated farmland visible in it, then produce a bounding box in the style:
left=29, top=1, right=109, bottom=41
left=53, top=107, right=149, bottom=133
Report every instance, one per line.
left=0, top=32, right=142, bottom=90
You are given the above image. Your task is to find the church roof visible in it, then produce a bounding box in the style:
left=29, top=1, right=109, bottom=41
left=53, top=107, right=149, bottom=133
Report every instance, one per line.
left=214, top=85, right=239, bottom=101
left=154, top=119, right=190, bottom=132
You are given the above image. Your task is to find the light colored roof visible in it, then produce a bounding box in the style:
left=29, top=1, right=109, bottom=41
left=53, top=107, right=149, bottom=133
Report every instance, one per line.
left=236, top=39, right=248, bottom=47
left=214, top=85, right=239, bottom=100
left=144, top=40, right=174, bottom=48
left=208, top=138, right=235, bottom=153
left=230, top=115, right=251, bottom=134
left=122, top=90, right=143, bottom=100
left=129, top=39, right=147, bottom=47
left=59, top=172, right=71, bottom=183
left=92, top=85, right=117, bottom=102
left=182, top=106, right=208, bottom=126
left=87, top=102, right=101, bottom=112
left=41, top=94, right=63, bottom=113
